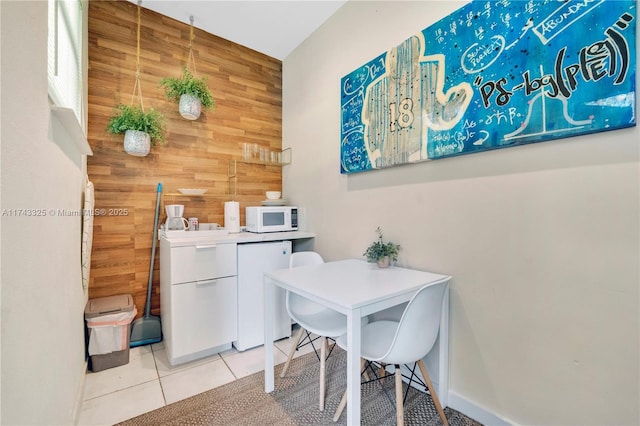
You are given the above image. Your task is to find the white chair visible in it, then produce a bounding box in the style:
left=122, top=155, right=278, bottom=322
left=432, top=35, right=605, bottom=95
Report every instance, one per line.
left=280, top=251, right=347, bottom=411
left=280, top=252, right=328, bottom=377
left=332, top=280, right=449, bottom=426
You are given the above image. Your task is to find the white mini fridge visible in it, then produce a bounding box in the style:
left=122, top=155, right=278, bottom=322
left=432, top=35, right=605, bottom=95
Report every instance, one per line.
left=234, top=241, right=292, bottom=351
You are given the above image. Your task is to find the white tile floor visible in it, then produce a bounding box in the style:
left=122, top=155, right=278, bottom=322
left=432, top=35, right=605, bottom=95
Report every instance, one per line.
left=78, top=331, right=317, bottom=425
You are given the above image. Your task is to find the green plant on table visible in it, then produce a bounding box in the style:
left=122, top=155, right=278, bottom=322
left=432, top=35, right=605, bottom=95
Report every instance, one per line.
left=159, top=66, right=215, bottom=110
left=106, top=104, right=166, bottom=145
left=363, top=227, right=400, bottom=263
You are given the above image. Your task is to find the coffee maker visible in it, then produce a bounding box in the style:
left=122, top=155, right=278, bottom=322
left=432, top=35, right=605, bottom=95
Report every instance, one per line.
left=165, top=204, right=189, bottom=230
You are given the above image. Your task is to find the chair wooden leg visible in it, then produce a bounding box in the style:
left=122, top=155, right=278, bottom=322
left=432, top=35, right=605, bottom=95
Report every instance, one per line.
left=417, top=359, right=448, bottom=426
left=395, top=366, right=405, bottom=426
left=333, top=358, right=367, bottom=422
left=361, top=358, right=370, bottom=381
left=379, top=363, right=386, bottom=383
left=280, top=326, right=305, bottom=378
left=319, top=336, right=327, bottom=411
left=333, top=388, right=347, bottom=422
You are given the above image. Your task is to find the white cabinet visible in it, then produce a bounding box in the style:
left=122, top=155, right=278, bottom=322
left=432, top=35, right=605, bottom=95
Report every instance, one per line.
left=160, top=239, right=238, bottom=366
left=169, top=277, right=237, bottom=358
left=234, top=241, right=292, bottom=351
left=168, top=244, right=237, bottom=283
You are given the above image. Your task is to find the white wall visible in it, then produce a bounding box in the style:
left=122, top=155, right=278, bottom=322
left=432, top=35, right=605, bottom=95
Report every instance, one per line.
left=283, top=1, right=639, bottom=425
left=1, top=1, right=89, bottom=424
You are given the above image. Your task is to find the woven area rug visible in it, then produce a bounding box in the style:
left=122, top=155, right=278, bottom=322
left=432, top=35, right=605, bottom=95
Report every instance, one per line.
left=117, top=349, right=482, bottom=426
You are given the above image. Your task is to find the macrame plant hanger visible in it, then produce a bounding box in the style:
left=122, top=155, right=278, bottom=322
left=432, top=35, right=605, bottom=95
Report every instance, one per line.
left=119, top=0, right=153, bottom=156
left=131, top=0, right=145, bottom=113
left=187, top=16, right=197, bottom=77
left=175, top=15, right=204, bottom=120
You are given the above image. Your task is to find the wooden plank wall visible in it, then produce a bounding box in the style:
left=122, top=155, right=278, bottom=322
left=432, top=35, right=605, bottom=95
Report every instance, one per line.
left=87, top=0, right=283, bottom=317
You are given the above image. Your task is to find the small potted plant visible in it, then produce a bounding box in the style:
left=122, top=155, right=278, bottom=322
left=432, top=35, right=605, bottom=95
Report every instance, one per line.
left=363, top=227, right=401, bottom=268
left=106, top=104, right=166, bottom=156
left=160, top=66, right=215, bottom=120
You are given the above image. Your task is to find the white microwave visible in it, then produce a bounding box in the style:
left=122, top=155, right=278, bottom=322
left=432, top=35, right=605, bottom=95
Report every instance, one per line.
left=245, top=206, right=298, bottom=233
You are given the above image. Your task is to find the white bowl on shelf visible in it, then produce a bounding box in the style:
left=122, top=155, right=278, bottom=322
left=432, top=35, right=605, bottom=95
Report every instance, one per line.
left=265, top=191, right=281, bottom=200
left=178, top=188, right=207, bottom=195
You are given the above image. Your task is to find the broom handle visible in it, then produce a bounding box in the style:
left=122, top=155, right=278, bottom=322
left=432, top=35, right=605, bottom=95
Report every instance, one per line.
left=145, top=182, right=162, bottom=318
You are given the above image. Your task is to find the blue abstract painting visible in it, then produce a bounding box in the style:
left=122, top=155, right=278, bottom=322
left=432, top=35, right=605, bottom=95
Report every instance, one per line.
left=340, top=0, right=636, bottom=174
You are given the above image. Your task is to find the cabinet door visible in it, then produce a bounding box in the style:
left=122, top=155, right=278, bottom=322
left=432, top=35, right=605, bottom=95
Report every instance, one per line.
left=169, top=243, right=237, bottom=284
left=169, top=276, right=238, bottom=360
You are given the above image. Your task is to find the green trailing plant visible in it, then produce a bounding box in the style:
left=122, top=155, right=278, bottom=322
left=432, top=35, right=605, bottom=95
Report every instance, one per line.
left=160, top=67, right=215, bottom=110
left=363, top=227, right=401, bottom=263
left=106, top=104, right=166, bottom=145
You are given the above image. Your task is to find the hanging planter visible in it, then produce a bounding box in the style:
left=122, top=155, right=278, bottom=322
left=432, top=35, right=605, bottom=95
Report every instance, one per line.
left=124, top=130, right=150, bottom=157
left=106, top=1, right=165, bottom=156
left=160, top=17, right=215, bottom=121
left=179, top=93, right=202, bottom=120
left=106, top=104, right=166, bottom=156
left=161, top=68, right=214, bottom=120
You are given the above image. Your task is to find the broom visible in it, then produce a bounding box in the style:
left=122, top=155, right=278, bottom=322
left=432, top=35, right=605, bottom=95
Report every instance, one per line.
left=130, top=182, right=163, bottom=347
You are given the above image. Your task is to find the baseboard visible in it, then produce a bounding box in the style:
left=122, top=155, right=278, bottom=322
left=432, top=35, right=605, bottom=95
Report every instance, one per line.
left=447, top=390, right=517, bottom=426
left=169, top=342, right=232, bottom=366
left=360, top=364, right=515, bottom=425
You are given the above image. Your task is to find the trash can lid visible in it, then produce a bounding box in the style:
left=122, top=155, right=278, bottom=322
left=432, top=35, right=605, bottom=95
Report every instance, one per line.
left=85, top=294, right=134, bottom=318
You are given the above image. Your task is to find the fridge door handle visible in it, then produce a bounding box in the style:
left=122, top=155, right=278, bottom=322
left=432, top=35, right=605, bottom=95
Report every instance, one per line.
left=196, top=279, right=218, bottom=287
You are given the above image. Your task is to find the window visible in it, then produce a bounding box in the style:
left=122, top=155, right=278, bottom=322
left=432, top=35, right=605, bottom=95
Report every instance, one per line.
left=48, top=0, right=85, bottom=132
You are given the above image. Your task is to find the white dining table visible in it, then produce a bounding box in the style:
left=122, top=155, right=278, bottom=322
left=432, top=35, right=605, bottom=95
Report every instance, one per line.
left=263, top=258, right=451, bottom=425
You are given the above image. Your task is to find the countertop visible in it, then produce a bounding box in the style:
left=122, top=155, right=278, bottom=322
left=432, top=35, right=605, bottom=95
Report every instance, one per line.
left=159, top=229, right=315, bottom=247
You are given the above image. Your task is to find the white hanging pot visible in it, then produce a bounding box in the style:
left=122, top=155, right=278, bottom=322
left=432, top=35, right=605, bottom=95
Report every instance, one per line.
left=124, top=129, right=151, bottom=157
left=179, top=93, right=202, bottom=120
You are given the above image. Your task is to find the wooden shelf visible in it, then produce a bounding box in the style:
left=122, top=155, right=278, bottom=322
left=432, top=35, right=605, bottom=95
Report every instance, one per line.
left=164, top=193, right=229, bottom=198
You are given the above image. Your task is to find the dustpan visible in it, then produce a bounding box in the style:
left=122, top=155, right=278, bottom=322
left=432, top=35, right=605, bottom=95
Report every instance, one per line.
left=130, top=182, right=163, bottom=347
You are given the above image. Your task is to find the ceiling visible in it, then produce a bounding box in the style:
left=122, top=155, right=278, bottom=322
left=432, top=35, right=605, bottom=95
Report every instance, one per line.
left=131, top=0, right=348, bottom=60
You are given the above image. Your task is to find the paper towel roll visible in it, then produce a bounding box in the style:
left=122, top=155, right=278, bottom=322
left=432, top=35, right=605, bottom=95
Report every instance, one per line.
left=224, top=201, right=240, bottom=233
